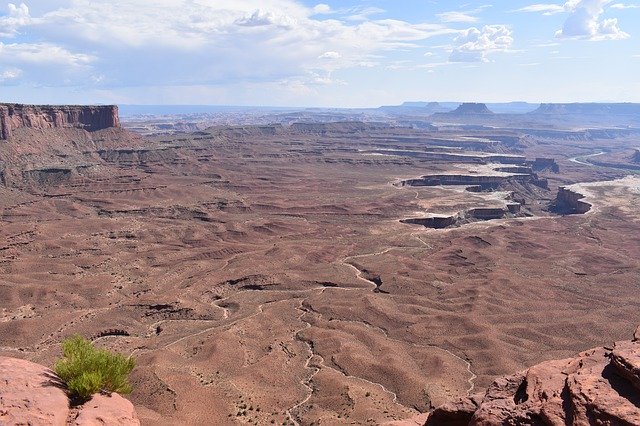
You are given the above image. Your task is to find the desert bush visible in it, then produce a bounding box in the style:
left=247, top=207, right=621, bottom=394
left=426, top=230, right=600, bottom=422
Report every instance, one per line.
left=54, top=335, right=135, bottom=403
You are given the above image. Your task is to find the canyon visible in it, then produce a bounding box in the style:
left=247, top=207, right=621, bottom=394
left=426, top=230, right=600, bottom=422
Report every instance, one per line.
left=1, top=103, right=639, bottom=425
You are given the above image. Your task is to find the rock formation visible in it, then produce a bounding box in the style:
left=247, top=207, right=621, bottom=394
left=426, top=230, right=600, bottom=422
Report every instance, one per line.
left=0, top=103, right=119, bottom=140
left=400, top=173, right=548, bottom=190
left=0, top=356, right=140, bottom=425
left=529, top=158, right=560, bottom=173
left=394, top=329, right=640, bottom=425
left=447, top=103, right=494, bottom=115
left=633, top=149, right=640, bottom=163
left=531, top=103, right=640, bottom=115
left=555, top=187, right=591, bottom=214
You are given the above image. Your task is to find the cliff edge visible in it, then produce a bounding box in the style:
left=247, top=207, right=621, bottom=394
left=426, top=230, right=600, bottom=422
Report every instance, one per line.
left=0, top=103, right=119, bottom=140
left=390, top=326, right=640, bottom=425
left=0, top=356, right=140, bottom=425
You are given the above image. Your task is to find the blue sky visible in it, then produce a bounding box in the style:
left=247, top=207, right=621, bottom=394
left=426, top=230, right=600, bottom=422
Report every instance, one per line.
left=0, top=0, right=638, bottom=106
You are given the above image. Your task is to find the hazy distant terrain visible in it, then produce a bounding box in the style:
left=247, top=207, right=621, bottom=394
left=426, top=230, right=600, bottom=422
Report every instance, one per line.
left=120, top=102, right=640, bottom=135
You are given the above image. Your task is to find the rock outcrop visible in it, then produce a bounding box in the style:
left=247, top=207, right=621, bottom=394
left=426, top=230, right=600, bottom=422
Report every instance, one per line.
left=0, top=357, right=69, bottom=425
left=409, top=330, right=640, bottom=425
left=555, top=187, right=591, bottom=214
left=447, top=103, right=494, bottom=115
left=72, top=394, right=140, bottom=426
left=0, top=356, right=140, bottom=425
left=0, top=103, right=119, bottom=140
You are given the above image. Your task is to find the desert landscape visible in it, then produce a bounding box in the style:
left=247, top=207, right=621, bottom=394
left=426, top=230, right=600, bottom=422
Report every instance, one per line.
left=1, top=101, right=639, bottom=424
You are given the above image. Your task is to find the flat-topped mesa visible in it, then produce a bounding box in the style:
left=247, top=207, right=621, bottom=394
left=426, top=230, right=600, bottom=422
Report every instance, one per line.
left=0, top=103, right=120, bottom=140
left=448, top=103, right=494, bottom=115
left=531, top=102, right=640, bottom=115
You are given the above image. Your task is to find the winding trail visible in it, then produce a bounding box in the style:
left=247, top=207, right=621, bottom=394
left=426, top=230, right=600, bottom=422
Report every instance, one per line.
left=113, top=186, right=474, bottom=421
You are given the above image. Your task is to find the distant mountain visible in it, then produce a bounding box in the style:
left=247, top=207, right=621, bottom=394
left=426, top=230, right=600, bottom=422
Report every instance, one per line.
left=378, top=102, right=452, bottom=114
left=399, top=101, right=437, bottom=108
left=532, top=103, right=640, bottom=115
left=447, top=102, right=494, bottom=115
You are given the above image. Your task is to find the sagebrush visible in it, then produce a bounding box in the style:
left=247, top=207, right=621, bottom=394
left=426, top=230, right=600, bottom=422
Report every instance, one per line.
left=54, top=335, right=135, bottom=403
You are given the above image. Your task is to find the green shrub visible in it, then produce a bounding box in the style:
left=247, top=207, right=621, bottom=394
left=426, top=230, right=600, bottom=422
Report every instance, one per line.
left=54, top=335, right=135, bottom=403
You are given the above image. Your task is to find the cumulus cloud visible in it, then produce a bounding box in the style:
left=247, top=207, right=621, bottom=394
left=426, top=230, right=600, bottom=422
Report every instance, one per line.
left=555, top=0, right=630, bottom=40
left=449, top=25, right=514, bottom=62
left=312, top=4, right=331, bottom=14
left=235, top=10, right=296, bottom=28
left=0, top=2, right=30, bottom=37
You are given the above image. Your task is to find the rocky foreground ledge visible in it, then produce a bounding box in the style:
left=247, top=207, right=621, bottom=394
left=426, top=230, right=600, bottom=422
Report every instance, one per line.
left=390, top=326, right=640, bottom=426
left=0, top=357, right=139, bottom=425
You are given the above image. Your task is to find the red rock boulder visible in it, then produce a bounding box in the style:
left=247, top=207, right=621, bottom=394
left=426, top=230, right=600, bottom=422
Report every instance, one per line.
left=0, top=356, right=140, bottom=425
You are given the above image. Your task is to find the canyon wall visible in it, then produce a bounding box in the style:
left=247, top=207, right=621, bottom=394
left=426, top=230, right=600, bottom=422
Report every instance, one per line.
left=0, top=103, right=119, bottom=140
left=556, top=187, right=591, bottom=214
left=400, top=173, right=548, bottom=190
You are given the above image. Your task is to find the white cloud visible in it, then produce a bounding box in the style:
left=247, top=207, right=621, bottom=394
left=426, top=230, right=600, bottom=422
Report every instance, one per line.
left=515, top=4, right=566, bottom=15
left=0, top=67, right=22, bottom=83
left=610, top=2, right=640, bottom=8
left=312, top=4, right=331, bottom=14
left=555, top=0, right=630, bottom=40
left=345, top=6, right=385, bottom=21
left=449, top=25, right=514, bottom=62
left=0, top=2, right=30, bottom=37
left=437, top=11, right=478, bottom=23
left=0, top=42, right=94, bottom=66
left=0, top=0, right=457, bottom=91
left=319, top=51, right=341, bottom=59
left=0, top=41, right=94, bottom=86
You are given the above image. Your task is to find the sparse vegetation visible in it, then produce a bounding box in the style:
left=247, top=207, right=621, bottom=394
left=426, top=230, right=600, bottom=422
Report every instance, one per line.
left=54, top=335, right=135, bottom=403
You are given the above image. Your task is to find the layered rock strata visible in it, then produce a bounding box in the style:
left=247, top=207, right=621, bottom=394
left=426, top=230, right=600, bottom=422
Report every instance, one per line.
left=0, top=104, right=119, bottom=140
left=555, top=187, right=591, bottom=214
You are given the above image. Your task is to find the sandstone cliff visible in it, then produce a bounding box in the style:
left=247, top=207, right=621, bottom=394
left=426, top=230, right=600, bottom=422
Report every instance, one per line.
left=554, top=187, right=591, bottom=214
left=390, top=327, right=640, bottom=426
left=0, top=103, right=119, bottom=140
left=0, top=356, right=140, bottom=425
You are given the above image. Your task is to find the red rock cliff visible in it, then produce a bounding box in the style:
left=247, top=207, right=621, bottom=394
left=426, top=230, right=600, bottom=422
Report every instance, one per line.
left=555, top=186, right=591, bottom=214
left=389, top=326, right=640, bottom=426
left=0, top=103, right=119, bottom=140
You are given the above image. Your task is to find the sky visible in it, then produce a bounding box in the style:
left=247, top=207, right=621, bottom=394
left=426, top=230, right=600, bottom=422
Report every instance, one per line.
left=0, top=0, right=639, bottom=107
